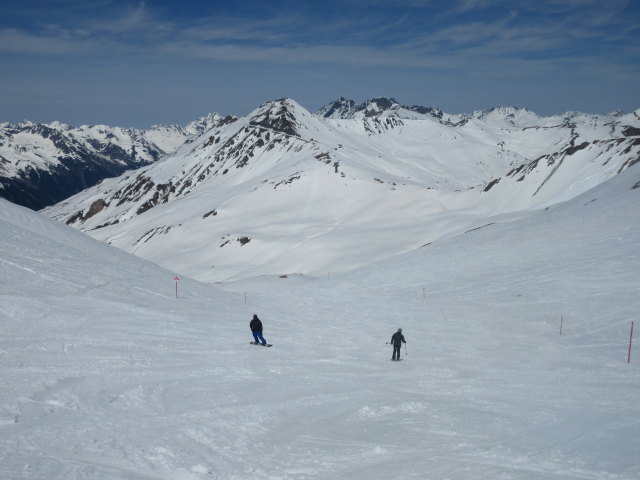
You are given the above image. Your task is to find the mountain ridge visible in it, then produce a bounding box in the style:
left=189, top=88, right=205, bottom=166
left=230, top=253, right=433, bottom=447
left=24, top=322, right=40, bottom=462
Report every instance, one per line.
left=318, top=96, right=444, bottom=120
left=42, top=97, right=640, bottom=282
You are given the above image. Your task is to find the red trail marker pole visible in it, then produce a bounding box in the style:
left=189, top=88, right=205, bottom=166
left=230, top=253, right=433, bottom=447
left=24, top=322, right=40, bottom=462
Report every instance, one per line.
left=628, top=321, right=634, bottom=364
left=174, top=276, right=180, bottom=298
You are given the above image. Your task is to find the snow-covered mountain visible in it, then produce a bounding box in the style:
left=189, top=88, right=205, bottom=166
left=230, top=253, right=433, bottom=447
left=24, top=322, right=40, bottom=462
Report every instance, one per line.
left=0, top=114, right=229, bottom=209
left=2, top=160, right=639, bottom=479
left=43, top=98, right=640, bottom=282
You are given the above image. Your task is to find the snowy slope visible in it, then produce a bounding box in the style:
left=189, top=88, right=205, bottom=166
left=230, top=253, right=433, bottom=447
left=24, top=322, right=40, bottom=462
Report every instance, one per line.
left=0, top=114, right=228, bottom=209
left=2, top=163, right=639, bottom=480
left=44, top=99, right=640, bottom=283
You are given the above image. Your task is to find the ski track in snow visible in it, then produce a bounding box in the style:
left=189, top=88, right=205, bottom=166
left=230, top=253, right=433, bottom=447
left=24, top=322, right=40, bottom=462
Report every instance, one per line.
left=2, top=165, right=640, bottom=479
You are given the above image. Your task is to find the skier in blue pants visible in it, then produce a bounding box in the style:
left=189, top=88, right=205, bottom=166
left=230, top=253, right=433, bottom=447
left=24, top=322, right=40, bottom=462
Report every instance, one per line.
left=250, top=314, right=267, bottom=345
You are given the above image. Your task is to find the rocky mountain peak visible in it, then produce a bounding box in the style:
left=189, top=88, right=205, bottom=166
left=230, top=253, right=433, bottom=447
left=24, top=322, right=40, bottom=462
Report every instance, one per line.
left=408, top=105, right=444, bottom=119
left=476, top=106, right=524, bottom=118
left=360, top=97, right=400, bottom=117
left=317, top=97, right=357, bottom=119
left=248, top=98, right=307, bottom=137
left=317, top=97, right=442, bottom=120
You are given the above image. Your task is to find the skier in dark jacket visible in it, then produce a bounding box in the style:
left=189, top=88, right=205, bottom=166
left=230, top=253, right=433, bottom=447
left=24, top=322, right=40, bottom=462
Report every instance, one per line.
left=250, top=314, right=267, bottom=345
left=390, top=328, right=406, bottom=360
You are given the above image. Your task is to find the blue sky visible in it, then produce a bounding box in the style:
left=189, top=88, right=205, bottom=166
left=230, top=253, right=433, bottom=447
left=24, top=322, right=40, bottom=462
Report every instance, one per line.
left=1, top=0, right=639, bottom=128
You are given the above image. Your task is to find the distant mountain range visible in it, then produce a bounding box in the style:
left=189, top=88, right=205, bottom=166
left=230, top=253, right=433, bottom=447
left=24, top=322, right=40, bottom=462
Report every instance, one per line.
left=0, top=113, right=232, bottom=209
left=38, top=97, right=640, bottom=282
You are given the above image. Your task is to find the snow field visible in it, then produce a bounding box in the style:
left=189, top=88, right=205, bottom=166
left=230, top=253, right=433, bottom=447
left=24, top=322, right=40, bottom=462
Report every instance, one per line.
left=2, top=164, right=640, bottom=479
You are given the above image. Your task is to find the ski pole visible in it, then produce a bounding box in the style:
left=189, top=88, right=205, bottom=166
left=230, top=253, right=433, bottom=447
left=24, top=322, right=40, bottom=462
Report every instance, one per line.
left=405, top=344, right=408, bottom=356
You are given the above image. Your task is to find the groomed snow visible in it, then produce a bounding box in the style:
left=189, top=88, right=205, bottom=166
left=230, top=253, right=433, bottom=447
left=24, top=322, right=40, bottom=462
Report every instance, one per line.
left=1, top=163, right=639, bottom=479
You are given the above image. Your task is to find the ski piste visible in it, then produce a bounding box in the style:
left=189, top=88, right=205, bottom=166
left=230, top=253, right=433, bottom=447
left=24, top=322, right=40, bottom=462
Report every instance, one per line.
left=250, top=341, right=273, bottom=347
left=3, top=162, right=640, bottom=480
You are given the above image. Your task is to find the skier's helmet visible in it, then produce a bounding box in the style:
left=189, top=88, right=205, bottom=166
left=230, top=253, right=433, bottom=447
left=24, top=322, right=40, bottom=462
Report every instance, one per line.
left=398, top=328, right=402, bottom=332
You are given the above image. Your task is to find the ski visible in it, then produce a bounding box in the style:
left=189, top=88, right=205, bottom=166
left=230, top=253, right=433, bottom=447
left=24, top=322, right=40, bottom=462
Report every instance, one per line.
left=250, top=342, right=273, bottom=347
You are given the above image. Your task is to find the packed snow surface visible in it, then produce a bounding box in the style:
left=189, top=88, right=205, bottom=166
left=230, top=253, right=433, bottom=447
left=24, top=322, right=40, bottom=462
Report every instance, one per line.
left=2, top=164, right=640, bottom=479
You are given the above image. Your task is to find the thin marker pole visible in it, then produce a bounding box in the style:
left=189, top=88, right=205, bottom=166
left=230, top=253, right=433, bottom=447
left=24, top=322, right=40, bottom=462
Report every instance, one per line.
left=628, top=321, right=634, bottom=364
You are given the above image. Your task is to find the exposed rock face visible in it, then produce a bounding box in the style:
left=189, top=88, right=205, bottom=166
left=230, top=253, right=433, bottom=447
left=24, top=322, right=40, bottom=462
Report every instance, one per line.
left=317, top=97, right=357, bottom=119
left=249, top=99, right=302, bottom=137
left=317, top=97, right=443, bottom=120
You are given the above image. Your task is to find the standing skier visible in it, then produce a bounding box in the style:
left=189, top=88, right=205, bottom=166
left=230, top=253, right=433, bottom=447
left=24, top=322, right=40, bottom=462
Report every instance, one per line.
left=390, top=328, right=406, bottom=361
left=250, top=314, right=267, bottom=346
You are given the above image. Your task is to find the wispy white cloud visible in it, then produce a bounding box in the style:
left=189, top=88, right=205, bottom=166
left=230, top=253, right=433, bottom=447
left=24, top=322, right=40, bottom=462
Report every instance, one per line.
left=74, top=1, right=173, bottom=39
left=0, top=28, right=91, bottom=55
left=179, top=14, right=303, bottom=44
left=455, top=0, right=496, bottom=13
